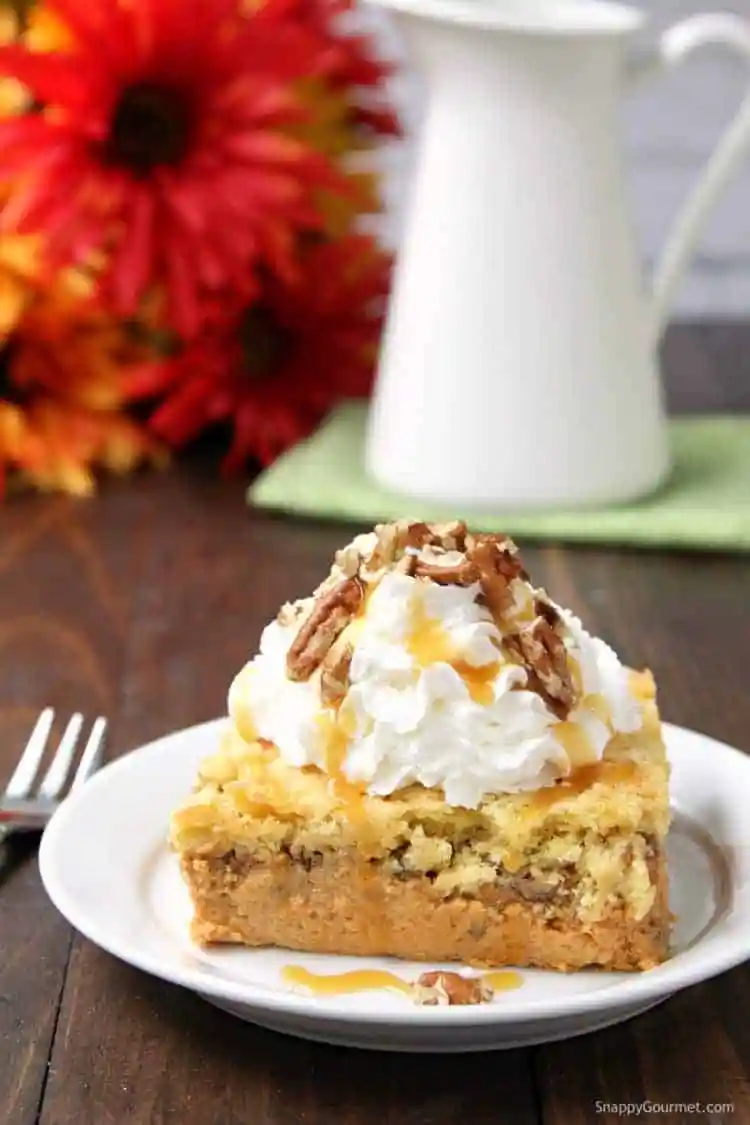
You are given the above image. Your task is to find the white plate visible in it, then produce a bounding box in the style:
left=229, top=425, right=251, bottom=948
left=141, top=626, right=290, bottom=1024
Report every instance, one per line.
left=40, top=719, right=750, bottom=1052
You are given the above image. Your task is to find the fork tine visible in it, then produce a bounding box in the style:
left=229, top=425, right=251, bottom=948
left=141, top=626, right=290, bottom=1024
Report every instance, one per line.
left=4, top=708, right=55, bottom=799
left=38, top=712, right=84, bottom=800
left=70, top=717, right=107, bottom=793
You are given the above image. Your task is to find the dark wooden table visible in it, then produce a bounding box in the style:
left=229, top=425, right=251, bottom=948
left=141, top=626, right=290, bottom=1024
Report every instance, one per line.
left=2, top=324, right=749, bottom=1125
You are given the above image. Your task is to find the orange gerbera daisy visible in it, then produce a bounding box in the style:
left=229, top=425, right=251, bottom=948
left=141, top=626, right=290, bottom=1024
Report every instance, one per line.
left=0, top=278, right=161, bottom=496
left=0, top=0, right=352, bottom=337
left=0, top=232, right=38, bottom=336
left=126, top=233, right=390, bottom=471
left=0, top=8, right=26, bottom=116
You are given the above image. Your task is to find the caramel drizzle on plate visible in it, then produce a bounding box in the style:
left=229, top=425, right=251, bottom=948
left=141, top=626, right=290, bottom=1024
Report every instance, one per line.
left=281, top=965, right=523, bottom=998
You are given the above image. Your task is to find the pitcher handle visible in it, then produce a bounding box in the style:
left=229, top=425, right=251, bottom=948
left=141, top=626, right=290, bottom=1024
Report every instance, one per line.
left=628, top=14, right=750, bottom=340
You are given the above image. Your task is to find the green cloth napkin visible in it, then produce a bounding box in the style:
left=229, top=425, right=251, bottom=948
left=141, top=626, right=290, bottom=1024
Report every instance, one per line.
left=249, top=402, right=750, bottom=551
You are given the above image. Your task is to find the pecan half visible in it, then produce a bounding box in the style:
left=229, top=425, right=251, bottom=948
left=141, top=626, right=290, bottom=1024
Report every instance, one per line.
left=277, top=599, right=309, bottom=627
left=426, top=521, right=468, bottom=552
left=286, top=577, right=364, bottom=682
left=534, top=596, right=561, bottom=628
left=332, top=531, right=379, bottom=581
left=505, top=614, right=576, bottom=719
left=395, top=552, right=418, bottom=577
left=413, top=971, right=493, bottom=1006
left=368, top=520, right=468, bottom=572
left=412, top=557, right=479, bottom=586
left=320, top=636, right=354, bottom=706
left=333, top=545, right=364, bottom=580
left=466, top=533, right=528, bottom=623
left=367, top=520, right=412, bottom=572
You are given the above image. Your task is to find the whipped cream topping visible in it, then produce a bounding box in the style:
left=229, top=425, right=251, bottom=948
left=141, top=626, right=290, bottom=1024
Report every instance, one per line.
left=228, top=556, right=643, bottom=809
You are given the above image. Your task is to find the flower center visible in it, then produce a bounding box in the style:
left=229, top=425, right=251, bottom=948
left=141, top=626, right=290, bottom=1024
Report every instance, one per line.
left=239, top=307, right=291, bottom=380
left=107, top=82, right=192, bottom=176
left=0, top=347, right=23, bottom=404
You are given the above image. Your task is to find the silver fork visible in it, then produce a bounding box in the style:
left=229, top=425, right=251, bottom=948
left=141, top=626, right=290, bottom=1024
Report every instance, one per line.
left=0, top=709, right=107, bottom=842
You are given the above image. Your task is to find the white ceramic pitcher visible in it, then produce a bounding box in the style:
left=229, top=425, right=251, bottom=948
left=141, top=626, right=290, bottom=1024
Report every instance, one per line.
left=365, top=0, right=750, bottom=508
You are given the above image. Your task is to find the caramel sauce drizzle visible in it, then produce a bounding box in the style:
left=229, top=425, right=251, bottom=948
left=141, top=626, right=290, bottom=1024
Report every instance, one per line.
left=482, top=971, right=524, bottom=993
left=551, top=685, right=617, bottom=770
left=231, top=667, right=260, bottom=744
left=235, top=712, right=259, bottom=744
left=529, top=759, right=637, bottom=811
left=583, top=692, right=611, bottom=724
left=281, top=965, right=523, bottom=998
left=406, top=600, right=499, bottom=706
left=316, top=703, right=366, bottom=822
left=553, top=721, right=596, bottom=769
left=282, top=966, right=412, bottom=997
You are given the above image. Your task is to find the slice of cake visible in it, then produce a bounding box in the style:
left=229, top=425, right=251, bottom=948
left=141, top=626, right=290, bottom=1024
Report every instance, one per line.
left=171, top=522, right=670, bottom=972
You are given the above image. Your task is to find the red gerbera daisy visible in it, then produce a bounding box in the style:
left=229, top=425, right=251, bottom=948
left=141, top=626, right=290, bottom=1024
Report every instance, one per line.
left=277, top=0, right=401, bottom=137
left=0, top=0, right=351, bottom=336
left=125, top=233, right=390, bottom=471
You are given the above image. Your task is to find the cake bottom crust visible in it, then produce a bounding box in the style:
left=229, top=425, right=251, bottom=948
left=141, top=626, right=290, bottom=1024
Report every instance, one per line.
left=181, top=850, right=670, bottom=972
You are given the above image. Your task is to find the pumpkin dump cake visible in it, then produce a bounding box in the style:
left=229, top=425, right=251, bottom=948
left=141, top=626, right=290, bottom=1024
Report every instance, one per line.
left=171, top=522, right=670, bottom=971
